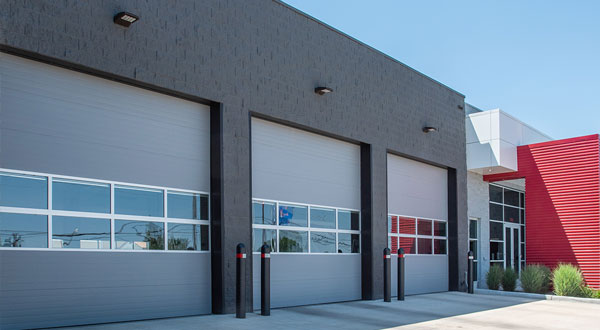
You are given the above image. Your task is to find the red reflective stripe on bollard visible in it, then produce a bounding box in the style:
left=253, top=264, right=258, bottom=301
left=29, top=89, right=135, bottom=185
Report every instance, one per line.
left=399, top=254, right=404, bottom=258
left=237, top=253, right=246, bottom=259
left=384, top=255, right=391, bottom=259
left=261, top=253, right=270, bottom=258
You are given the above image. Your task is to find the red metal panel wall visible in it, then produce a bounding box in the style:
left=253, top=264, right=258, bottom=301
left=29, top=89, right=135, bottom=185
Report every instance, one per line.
left=485, top=134, right=600, bottom=289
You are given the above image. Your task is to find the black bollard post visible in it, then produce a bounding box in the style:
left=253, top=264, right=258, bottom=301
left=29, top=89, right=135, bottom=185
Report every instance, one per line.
left=383, top=247, right=391, bottom=302
left=397, top=248, right=405, bottom=301
left=261, top=244, right=271, bottom=316
left=467, top=250, right=474, bottom=294
left=236, top=243, right=246, bottom=318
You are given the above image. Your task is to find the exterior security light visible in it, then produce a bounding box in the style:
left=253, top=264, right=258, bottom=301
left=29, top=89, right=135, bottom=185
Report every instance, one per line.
left=114, top=12, right=139, bottom=27
left=422, top=126, right=437, bottom=133
left=315, top=87, right=333, bottom=95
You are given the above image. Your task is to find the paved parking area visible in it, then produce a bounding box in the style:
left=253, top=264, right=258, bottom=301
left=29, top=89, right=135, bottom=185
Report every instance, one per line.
left=53, top=292, right=599, bottom=330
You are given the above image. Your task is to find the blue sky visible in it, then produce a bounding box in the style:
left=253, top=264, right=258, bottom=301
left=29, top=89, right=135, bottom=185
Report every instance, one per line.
left=283, top=0, right=599, bottom=139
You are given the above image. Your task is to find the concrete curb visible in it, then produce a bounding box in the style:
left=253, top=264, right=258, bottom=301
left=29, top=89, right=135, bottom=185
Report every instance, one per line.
left=474, top=288, right=600, bottom=304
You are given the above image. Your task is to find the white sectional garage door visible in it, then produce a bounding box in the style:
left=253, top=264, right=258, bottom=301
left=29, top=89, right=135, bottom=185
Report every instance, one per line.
left=0, top=53, right=211, bottom=329
left=387, top=154, right=449, bottom=295
left=251, top=118, right=361, bottom=309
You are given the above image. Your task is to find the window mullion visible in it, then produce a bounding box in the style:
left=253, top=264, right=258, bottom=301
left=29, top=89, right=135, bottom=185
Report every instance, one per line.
left=48, top=175, right=53, bottom=248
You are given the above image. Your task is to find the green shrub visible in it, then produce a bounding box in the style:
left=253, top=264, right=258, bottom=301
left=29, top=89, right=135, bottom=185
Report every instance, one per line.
left=552, top=263, right=586, bottom=297
left=486, top=265, right=503, bottom=290
left=501, top=267, right=518, bottom=291
left=520, top=264, right=551, bottom=293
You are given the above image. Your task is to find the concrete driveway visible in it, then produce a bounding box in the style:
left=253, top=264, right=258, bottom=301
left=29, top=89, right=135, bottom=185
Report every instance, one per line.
left=53, top=292, right=598, bottom=330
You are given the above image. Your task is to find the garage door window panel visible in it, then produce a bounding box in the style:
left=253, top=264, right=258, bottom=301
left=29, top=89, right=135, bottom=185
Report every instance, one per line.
left=115, top=186, right=164, bottom=217
left=310, top=231, right=336, bottom=253
left=339, top=210, right=359, bottom=231
left=279, top=204, right=308, bottom=227
left=0, top=213, right=48, bottom=248
left=167, top=192, right=208, bottom=220
left=115, top=220, right=164, bottom=250
left=0, top=172, right=47, bottom=209
left=253, top=201, right=277, bottom=225
left=52, top=216, right=110, bottom=249
left=53, top=179, right=110, bottom=213
left=167, top=223, right=208, bottom=251
left=388, top=214, right=446, bottom=255
left=253, top=228, right=277, bottom=252
left=399, top=216, right=415, bottom=235
left=279, top=230, right=308, bottom=253
left=398, top=236, right=416, bottom=254
left=338, top=233, right=359, bottom=253
left=252, top=199, right=360, bottom=254
left=310, top=207, right=335, bottom=229
left=417, top=219, right=432, bottom=236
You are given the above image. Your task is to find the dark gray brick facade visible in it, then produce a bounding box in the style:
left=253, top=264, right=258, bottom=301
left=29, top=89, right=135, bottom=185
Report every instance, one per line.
left=0, top=0, right=467, bottom=316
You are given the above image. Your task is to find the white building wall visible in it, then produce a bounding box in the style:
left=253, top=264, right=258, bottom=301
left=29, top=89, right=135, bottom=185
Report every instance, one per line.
left=467, top=171, right=490, bottom=288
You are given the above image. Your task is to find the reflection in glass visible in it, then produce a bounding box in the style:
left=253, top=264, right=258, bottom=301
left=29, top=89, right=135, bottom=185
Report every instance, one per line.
left=490, top=241, right=504, bottom=260
left=167, top=223, right=208, bottom=251
left=489, top=203, right=503, bottom=221
left=115, top=186, right=163, bottom=217
left=399, top=236, right=416, bottom=254
left=504, top=189, right=519, bottom=207
left=388, top=236, right=398, bottom=254
left=433, top=221, right=446, bottom=237
left=469, top=240, right=478, bottom=259
left=417, top=219, right=432, bottom=236
left=469, top=219, right=478, bottom=239
left=278, top=204, right=308, bottom=227
left=504, top=206, right=519, bottom=223
left=310, top=231, right=335, bottom=253
left=490, top=221, right=503, bottom=240
left=338, top=233, right=360, bottom=253
left=252, top=202, right=277, bottom=225
left=0, top=213, right=47, bottom=248
left=168, top=192, right=208, bottom=220
left=417, top=238, right=432, bottom=254
left=489, top=185, right=503, bottom=203
left=310, top=207, right=335, bottom=229
left=115, top=220, right=164, bottom=250
left=434, top=239, right=446, bottom=254
left=0, top=172, right=47, bottom=209
left=52, top=216, right=110, bottom=249
left=53, top=179, right=110, bottom=213
left=338, top=210, right=359, bottom=230
left=398, top=216, right=415, bottom=234
left=279, top=230, right=308, bottom=252
left=253, top=228, right=277, bottom=252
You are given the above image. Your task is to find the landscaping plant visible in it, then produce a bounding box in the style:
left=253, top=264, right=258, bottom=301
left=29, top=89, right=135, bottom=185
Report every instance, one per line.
left=520, top=264, right=551, bottom=293
left=501, top=267, right=518, bottom=291
left=486, top=265, right=503, bottom=290
left=552, top=263, right=586, bottom=297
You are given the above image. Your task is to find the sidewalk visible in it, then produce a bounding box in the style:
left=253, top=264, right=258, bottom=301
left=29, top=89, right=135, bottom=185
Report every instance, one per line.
left=52, top=291, right=599, bottom=330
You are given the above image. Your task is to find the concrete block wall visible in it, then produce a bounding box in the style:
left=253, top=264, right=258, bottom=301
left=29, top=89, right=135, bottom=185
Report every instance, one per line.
left=0, top=0, right=468, bottom=315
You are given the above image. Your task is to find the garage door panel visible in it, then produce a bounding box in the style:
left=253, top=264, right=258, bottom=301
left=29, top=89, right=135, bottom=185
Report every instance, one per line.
left=387, top=154, right=449, bottom=295
left=0, top=53, right=210, bottom=192
left=0, top=251, right=211, bottom=329
left=252, top=255, right=361, bottom=310
left=391, top=256, right=448, bottom=295
left=252, top=118, right=360, bottom=210
left=387, top=154, right=448, bottom=220
left=0, top=54, right=212, bottom=330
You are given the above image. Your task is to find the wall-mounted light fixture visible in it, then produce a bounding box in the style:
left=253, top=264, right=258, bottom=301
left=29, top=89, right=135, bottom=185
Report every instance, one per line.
left=314, top=87, right=333, bottom=95
left=114, top=12, right=139, bottom=27
left=422, top=126, right=437, bottom=133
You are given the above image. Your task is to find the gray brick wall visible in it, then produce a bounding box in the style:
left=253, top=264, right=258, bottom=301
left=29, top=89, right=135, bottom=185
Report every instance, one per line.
left=0, top=0, right=467, bottom=315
